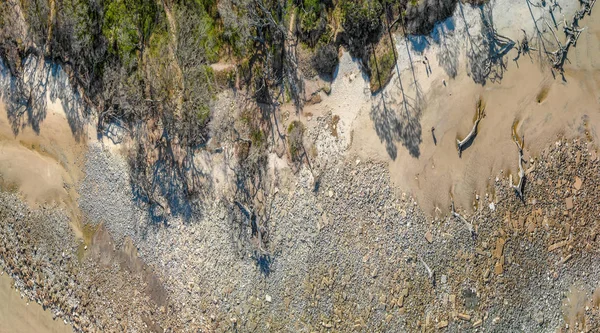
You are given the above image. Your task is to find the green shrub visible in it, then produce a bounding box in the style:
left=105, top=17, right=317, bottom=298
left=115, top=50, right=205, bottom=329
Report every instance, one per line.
left=311, top=43, right=339, bottom=77
left=103, top=0, right=160, bottom=66
left=297, top=0, right=332, bottom=47
left=340, top=0, right=383, bottom=59
left=287, top=120, right=305, bottom=163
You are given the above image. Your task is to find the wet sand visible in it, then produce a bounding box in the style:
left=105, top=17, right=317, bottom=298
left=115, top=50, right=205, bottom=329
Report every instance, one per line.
left=0, top=274, right=72, bottom=333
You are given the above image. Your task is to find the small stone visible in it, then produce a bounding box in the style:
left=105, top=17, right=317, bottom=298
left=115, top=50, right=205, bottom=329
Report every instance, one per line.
left=489, top=202, right=495, bottom=211
left=437, top=320, right=448, bottom=329
left=441, top=275, right=447, bottom=284
left=355, top=159, right=360, bottom=165
left=533, top=311, right=544, bottom=325
left=458, top=313, right=471, bottom=321
left=399, top=209, right=407, bottom=218
left=328, top=190, right=334, bottom=198
left=574, top=177, right=582, bottom=190
left=473, top=319, right=482, bottom=327
left=265, top=294, right=272, bottom=303
left=397, top=295, right=404, bottom=307
left=425, top=231, right=433, bottom=243
left=494, top=257, right=504, bottom=275
left=492, top=238, right=506, bottom=259
left=565, top=197, right=574, bottom=210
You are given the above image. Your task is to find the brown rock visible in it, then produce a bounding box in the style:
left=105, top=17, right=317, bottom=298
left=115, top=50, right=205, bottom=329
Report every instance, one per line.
left=527, top=220, right=536, bottom=233
left=425, top=231, right=433, bottom=244
left=437, top=320, right=449, bottom=329
left=494, top=257, right=504, bottom=275
left=565, top=197, right=574, bottom=210
left=458, top=313, right=471, bottom=321
left=397, top=295, right=404, bottom=307
left=449, top=294, right=456, bottom=308
left=492, top=238, right=506, bottom=259
left=548, top=240, right=567, bottom=252
left=574, top=177, right=583, bottom=190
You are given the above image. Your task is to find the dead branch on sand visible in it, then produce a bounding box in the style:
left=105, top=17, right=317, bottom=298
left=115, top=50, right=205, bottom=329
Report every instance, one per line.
left=451, top=200, right=475, bottom=237
left=510, top=125, right=526, bottom=199
left=419, top=256, right=435, bottom=286
left=457, top=98, right=486, bottom=157
left=546, top=0, right=593, bottom=71
left=513, top=30, right=537, bottom=62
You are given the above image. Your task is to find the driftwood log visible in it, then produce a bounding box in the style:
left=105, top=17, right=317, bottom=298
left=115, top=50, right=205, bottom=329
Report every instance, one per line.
left=457, top=98, right=485, bottom=157
left=510, top=127, right=525, bottom=199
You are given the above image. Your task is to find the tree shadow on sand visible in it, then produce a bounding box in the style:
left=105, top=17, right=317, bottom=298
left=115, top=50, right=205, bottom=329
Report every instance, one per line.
left=460, top=2, right=515, bottom=85
left=432, top=18, right=460, bottom=79
left=0, top=56, right=89, bottom=141
left=370, top=89, right=422, bottom=160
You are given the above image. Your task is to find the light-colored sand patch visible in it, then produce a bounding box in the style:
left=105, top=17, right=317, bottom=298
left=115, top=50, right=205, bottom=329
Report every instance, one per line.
left=0, top=274, right=73, bottom=333
left=0, top=102, right=86, bottom=208
left=0, top=143, right=67, bottom=205
left=0, top=100, right=88, bottom=240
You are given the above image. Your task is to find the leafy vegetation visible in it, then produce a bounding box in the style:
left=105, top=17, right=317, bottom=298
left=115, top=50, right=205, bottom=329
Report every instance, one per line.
left=311, top=43, right=339, bottom=77
left=287, top=120, right=306, bottom=163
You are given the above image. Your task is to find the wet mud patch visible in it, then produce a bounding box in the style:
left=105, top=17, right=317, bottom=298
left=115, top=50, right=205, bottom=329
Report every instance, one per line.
left=89, top=224, right=168, bottom=307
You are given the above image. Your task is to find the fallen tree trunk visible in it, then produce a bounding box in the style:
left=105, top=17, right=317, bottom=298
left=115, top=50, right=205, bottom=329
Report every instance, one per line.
left=510, top=126, right=525, bottom=199
left=457, top=98, right=485, bottom=157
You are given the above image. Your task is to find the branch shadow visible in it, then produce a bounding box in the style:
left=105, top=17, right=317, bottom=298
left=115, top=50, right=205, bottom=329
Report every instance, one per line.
left=0, top=56, right=88, bottom=141
left=431, top=18, right=460, bottom=79
left=128, top=123, right=210, bottom=225
left=370, top=88, right=422, bottom=160
left=460, top=2, right=515, bottom=85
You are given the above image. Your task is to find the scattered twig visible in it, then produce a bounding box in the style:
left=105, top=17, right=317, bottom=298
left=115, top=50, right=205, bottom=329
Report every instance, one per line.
left=451, top=200, right=475, bottom=237
left=419, top=256, right=435, bottom=286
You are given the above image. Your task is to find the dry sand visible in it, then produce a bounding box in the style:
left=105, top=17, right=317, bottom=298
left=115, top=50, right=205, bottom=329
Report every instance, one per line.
left=307, top=0, right=600, bottom=216
left=0, top=274, right=72, bottom=333
left=0, top=101, right=86, bottom=209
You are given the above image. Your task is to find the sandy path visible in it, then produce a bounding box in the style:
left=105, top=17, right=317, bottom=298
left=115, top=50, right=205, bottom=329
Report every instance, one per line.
left=0, top=275, right=72, bottom=333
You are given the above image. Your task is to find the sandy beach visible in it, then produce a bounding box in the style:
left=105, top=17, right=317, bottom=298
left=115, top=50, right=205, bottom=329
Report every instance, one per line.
left=0, top=274, right=72, bottom=333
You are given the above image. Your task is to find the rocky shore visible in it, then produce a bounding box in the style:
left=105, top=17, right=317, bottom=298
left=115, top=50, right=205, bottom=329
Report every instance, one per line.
left=1, top=133, right=599, bottom=332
